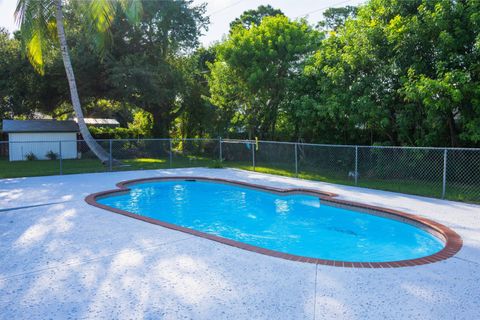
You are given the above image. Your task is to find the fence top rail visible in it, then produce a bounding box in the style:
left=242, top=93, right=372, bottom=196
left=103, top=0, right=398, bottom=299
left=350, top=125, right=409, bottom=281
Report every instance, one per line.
left=359, top=146, right=480, bottom=151
left=0, top=138, right=218, bottom=143
left=1, top=138, right=480, bottom=151
left=221, top=139, right=259, bottom=144
left=221, top=139, right=480, bottom=151
left=170, top=138, right=218, bottom=141
left=110, top=138, right=216, bottom=142
left=222, top=139, right=361, bottom=148
left=111, top=138, right=171, bottom=142
left=2, top=140, right=91, bottom=143
left=109, top=138, right=217, bottom=142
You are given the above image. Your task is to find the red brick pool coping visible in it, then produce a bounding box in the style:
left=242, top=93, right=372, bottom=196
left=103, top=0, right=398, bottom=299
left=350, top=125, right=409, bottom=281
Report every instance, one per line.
left=85, top=176, right=463, bottom=268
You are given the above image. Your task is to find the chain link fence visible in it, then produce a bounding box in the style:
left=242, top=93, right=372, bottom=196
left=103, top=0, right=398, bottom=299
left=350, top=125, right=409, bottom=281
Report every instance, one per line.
left=220, top=139, right=480, bottom=203
left=298, top=143, right=356, bottom=184
left=0, top=138, right=479, bottom=203
left=357, top=147, right=445, bottom=198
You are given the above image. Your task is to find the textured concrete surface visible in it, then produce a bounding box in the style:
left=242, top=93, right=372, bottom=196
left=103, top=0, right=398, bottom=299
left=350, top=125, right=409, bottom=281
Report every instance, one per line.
left=0, top=168, right=479, bottom=319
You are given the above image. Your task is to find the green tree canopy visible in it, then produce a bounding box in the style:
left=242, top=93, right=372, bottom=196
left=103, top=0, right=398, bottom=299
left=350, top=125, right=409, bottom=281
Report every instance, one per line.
left=105, top=0, right=208, bottom=137
left=210, top=15, right=322, bottom=138
left=320, top=6, right=358, bottom=31
left=3, top=0, right=480, bottom=148
left=229, top=5, right=284, bottom=31
left=305, top=0, right=480, bottom=146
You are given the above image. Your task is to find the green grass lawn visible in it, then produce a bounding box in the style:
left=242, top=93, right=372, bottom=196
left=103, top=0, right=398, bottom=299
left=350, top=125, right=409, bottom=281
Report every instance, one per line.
left=0, top=158, right=104, bottom=177
left=226, top=162, right=478, bottom=203
left=0, top=157, right=478, bottom=203
left=0, top=156, right=217, bottom=178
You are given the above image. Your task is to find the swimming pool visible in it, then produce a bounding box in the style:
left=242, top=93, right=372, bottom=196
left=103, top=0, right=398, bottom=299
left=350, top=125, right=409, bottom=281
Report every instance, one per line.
left=87, top=177, right=462, bottom=267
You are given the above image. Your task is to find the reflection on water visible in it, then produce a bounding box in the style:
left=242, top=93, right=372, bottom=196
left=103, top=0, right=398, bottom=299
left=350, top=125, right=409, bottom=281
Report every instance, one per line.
left=99, top=181, right=444, bottom=262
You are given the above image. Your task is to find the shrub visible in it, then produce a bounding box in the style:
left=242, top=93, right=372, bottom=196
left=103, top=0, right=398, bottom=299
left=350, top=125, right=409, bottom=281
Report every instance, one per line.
left=46, top=150, right=59, bottom=160
left=88, top=126, right=141, bottom=139
left=25, top=152, right=37, bottom=161
left=209, top=160, right=224, bottom=168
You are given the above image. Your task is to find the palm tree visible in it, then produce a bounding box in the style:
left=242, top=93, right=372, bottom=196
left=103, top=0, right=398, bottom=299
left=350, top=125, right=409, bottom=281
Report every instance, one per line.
left=15, top=0, right=143, bottom=163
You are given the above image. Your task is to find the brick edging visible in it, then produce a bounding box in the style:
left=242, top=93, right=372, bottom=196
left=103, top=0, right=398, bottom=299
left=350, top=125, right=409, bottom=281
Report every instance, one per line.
left=85, top=176, right=462, bottom=268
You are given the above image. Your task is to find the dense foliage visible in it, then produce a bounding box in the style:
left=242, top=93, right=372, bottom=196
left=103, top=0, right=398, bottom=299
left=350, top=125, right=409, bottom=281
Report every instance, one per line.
left=209, top=15, right=321, bottom=139
left=302, top=0, right=480, bottom=146
left=1, top=0, right=480, bottom=147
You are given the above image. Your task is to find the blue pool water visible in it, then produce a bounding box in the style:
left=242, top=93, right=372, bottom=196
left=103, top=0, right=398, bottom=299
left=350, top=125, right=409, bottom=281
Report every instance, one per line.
left=98, top=180, right=444, bottom=262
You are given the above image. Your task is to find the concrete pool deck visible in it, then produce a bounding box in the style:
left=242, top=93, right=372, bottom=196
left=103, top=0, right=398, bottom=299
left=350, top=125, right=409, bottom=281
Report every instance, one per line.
left=0, top=168, right=479, bottom=319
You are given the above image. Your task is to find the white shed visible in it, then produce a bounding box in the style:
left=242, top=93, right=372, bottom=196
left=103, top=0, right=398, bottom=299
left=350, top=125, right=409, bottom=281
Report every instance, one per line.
left=2, top=120, right=79, bottom=161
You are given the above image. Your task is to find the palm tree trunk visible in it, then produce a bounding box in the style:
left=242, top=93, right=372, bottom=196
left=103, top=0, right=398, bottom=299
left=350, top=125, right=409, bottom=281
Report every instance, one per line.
left=55, top=0, right=110, bottom=163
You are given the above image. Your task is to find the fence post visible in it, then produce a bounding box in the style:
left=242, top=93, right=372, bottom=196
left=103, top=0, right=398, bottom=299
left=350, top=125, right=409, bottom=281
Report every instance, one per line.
left=442, top=149, right=448, bottom=199
left=109, top=139, right=113, bottom=171
left=294, top=143, right=298, bottom=178
left=355, top=146, right=358, bottom=186
left=59, top=141, right=62, bottom=175
left=252, top=142, right=255, bottom=171
left=169, top=139, right=173, bottom=168
left=219, top=137, right=222, bottom=162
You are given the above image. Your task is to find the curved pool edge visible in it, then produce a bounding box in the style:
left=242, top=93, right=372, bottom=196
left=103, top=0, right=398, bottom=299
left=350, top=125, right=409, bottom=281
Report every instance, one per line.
left=84, top=176, right=463, bottom=268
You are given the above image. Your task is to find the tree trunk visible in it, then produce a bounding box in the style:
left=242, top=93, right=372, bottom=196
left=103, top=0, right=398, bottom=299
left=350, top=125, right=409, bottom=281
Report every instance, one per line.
left=55, top=0, right=110, bottom=163
left=151, top=109, right=171, bottom=138
left=447, top=112, right=460, bottom=147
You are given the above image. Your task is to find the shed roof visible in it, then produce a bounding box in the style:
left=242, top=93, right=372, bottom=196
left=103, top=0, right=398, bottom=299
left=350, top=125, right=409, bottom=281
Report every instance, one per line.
left=2, top=120, right=79, bottom=133
left=73, top=118, right=120, bottom=126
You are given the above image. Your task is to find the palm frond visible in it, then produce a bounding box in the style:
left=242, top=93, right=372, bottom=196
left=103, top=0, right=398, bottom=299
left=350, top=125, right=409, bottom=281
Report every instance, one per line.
left=80, top=0, right=143, bottom=55
left=88, top=0, right=116, bottom=33
left=15, top=0, right=56, bottom=75
left=16, top=0, right=144, bottom=68
left=119, top=0, right=143, bottom=25
left=78, top=0, right=116, bottom=54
